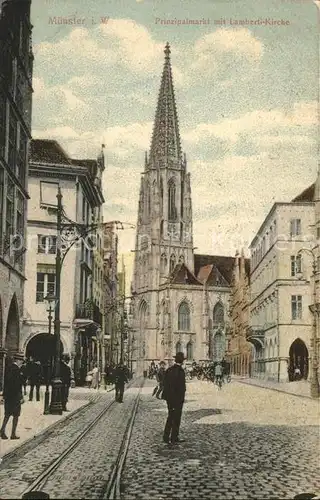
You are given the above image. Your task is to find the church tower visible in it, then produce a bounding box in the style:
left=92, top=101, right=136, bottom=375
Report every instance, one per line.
left=131, top=43, right=194, bottom=370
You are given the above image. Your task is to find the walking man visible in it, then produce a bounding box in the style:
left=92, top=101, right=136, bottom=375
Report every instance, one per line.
left=155, top=361, right=166, bottom=399
left=60, top=354, right=72, bottom=411
left=28, top=358, right=42, bottom=401
left=162, top=352, right=186, bottom=445
left=0, top=354, right=24, bottom=440
left=114, top=362, right=128, bottom=403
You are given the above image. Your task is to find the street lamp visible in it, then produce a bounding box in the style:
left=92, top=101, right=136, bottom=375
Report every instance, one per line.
left=297, top=247, right=320, bottom=398
left=48, top=186, right=99, bottom=414
left=44, top=294, right=56, bottom=414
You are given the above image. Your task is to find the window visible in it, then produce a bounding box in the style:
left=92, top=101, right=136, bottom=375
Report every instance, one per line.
left=291, top=255, right=302, bottom=277
left=168, top=179, right=177, bottom=221
left=5, top=177, right=15, bottom=239
left=290, top=219, right=301, bottom=237
left=160, top=253, right=167, bottom=274
left=175, top=341, right=182, bottom=354
left=37, top=235, right=57, bottom=254
left=36, top=265, right=56, bottom=302
left=291, top=295, right=302, bottom=320
left=17, top=127, right=27, bottom=185
left=0, top=93, right=6, bottom=158
left=16, top=191, right=24, bottom=236
left=178, top=302, right=190, bottom=331
left=186, top=342, right=193, bottom=361
left=213, top=302, right=224, bottom=324
left=169, top=254, right=176, bottom=274
left=8, top=111, right=17, bottom=171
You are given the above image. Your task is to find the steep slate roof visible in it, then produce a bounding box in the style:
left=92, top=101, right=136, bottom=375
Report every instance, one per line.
left=170, top=263, right=202, bottom=285
left=30, top=139, right=73, bottom=165
left=194, top=254, right=235, bottom=285
left=292, top=183, right=315, bottom=202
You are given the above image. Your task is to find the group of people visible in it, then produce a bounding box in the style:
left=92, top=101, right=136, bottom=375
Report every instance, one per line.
left=0, top=353, right=72, bottom=440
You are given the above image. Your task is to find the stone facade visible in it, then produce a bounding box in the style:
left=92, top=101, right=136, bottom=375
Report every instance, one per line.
left=22, top=139, right=104, bottom=385
left=130, top=44, right=234, bottom=373
left=227, top=250, right=253, bottom=376
left=0, top=0, right=33, bottom=390
left=249, top=200, right=314, bottom=382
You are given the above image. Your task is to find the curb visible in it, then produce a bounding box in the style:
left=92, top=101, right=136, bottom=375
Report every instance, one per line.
left=236, top=379, right=313, bottom=400
left=0, top=385, right=116, bottom=462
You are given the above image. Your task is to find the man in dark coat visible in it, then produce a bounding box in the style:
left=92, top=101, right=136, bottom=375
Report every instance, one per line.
left=0, top=355, right=24, bottom=440
left=114, top=362, right=128, bottom=403
left=162, top=352, right=186, bottom=445
left=28, top=357, right=42, bottom=401
left=60, top=354, right=72, bottom=411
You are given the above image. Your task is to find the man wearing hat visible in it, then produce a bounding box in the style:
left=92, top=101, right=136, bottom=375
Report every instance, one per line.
left=162, top=351, right=186, bottom=445
left=0, top=353, right=24, bottom=440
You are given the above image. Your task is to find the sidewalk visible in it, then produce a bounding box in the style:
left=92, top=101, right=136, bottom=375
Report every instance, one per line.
left=0, top=386, right=96, bottom=458
left=234, top=375, right=314, bottom=399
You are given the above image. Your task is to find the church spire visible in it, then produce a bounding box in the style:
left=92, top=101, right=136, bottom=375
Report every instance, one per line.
left=149, top=42, right=182, bottom=165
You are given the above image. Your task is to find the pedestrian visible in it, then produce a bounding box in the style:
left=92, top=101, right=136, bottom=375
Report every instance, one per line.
left=0, top=354, right=24, bottom=440
left=28, top=357, right=42, bottom=401
left=214, top=362, right=223, bottom=384
left=20, top=358, right=28, bottom=396
left=162, top=352, right=186, bottom=445
left=114, top=361, right=128, bottom=403
left=155, top=361, right=166, bottom=399
left=85, top=369, right=93, bottom=388
left=91, top=364, right=99, bottom=389
left=60, top=354, right=72, bottom=411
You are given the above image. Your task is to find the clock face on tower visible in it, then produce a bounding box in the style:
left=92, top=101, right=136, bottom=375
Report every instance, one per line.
left=168, top=223, right=179, bottom=239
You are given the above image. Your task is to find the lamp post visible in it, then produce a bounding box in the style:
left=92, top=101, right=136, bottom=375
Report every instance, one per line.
left=47, top=186, right=98, bottom=414
left=44, top=294, right=56, bottom=414
left=297, top=247, right=320, bottom=398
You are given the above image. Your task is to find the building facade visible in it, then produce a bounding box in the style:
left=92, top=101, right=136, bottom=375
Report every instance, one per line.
left=22, top=139, right=104, bottom=385
left=249, top=199, right=314, bottom=382
left=130, top=44, right=234, bottom=372
left=227, top=250, right=252, bottom=376
left=0, top=0, right=33, bottom=390
left=103, top=221, right=118, bottom=366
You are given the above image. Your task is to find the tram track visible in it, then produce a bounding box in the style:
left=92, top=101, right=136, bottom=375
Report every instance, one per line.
left=19, top=378, right=144, bottom=499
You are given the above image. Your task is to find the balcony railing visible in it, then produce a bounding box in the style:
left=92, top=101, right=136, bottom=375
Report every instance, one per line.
left=75, top=300, right=103, bottom=326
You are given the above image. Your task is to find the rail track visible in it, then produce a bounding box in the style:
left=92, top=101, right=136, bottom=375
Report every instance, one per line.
left=20, top=378, right=144, bottom=500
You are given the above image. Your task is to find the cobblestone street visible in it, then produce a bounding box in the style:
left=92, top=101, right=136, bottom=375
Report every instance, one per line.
left=0, top=378, right=318, bottom=499
left=122, top=379, right=320, bottom=500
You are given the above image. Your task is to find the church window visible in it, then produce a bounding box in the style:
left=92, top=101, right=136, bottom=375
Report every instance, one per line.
left=178, top=302, right=190, bottom=331
left=213, top=332, right=224, bottom=361
left=186, top=342, right=193, bottom=361
left=160, top=220, right=164, bottom=237
left=213, top=302, right=224, bottom=324
left=168, top=178, right=177, bottom=221
left=160, top=177, right=163, bottom=214
left=181, top=180, right=184, bottom=218
left=169, top=254, right=176, bottom=274
left=175, top=341, right=182, bottom=354
left=160, top=253, right=167, bottom=274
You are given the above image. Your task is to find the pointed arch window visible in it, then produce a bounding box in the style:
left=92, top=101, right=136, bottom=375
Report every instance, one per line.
left=169, top=254, right=176, bottom=274
left=160, top=220, right=164, bottom=238
left=186, top=342, right=193, bottom=361
left=160, top=253, right=167, bottom=274
left=160, top=177, right=163, bottom=214
left=178, top=302, right=190, bottom=331
left=213, top=302, right=224, bottom=325
left=168, top=178, right=177, bottom=221
left=176, top=341, right=182, bottom=354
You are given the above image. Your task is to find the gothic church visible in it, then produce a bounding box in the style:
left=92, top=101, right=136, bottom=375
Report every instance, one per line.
left=131, top=43, right=235, bottom=371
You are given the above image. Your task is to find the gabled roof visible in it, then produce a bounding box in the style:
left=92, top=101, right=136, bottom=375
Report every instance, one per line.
left=170, top=263, right=202, bottom=285
left=205, top=265, right=229, bottom=287
left=30, top=139, right=73, bottom=165
left=194, top=254, right=235, bottom=285
left=292, top=183, right=315, bottom=202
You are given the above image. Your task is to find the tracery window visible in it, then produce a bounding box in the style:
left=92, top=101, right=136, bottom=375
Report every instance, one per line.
left=178, top=302, right=190, bottom=331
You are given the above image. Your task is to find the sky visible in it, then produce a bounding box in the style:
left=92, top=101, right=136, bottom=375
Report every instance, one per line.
left=30, top=0, right=318, bottom=285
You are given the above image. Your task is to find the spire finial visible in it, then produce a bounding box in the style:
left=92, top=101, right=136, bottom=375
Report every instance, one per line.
left=164, top=42, right=171, bottom=59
